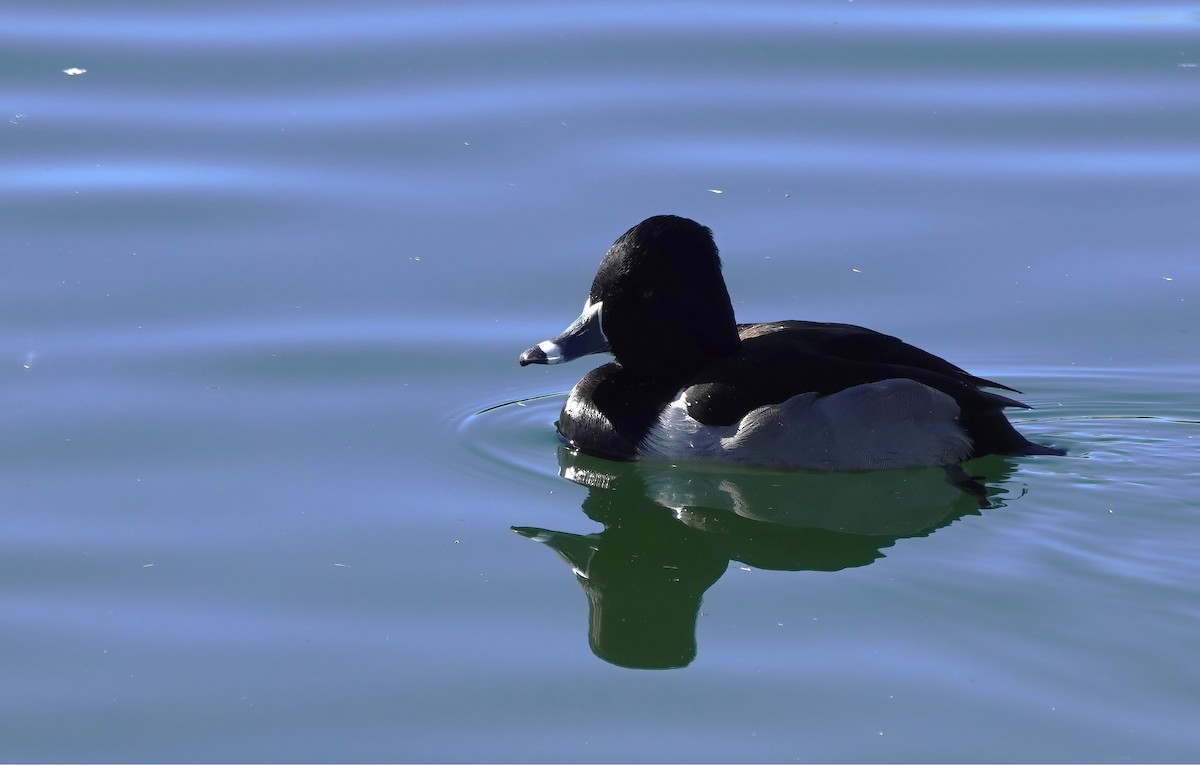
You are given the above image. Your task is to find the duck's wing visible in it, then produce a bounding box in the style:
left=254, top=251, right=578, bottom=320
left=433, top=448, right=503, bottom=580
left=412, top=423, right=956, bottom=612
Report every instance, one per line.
left=683, top=320, right=1027, bottom=428
left=737, top=321, right=1021, bottom=394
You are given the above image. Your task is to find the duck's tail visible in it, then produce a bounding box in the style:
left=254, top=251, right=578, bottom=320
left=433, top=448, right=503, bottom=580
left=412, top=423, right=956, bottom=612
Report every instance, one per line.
left=962, top=408, right=1066, bottom=458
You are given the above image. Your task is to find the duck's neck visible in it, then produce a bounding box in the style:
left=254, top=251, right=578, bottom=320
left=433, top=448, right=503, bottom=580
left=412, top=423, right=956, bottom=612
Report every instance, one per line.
left=626, top=314, right=742, bottom=380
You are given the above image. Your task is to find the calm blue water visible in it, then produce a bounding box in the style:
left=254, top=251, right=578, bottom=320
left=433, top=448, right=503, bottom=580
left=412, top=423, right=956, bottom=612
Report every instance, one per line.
left=3, top=2, right=1198, bottom=761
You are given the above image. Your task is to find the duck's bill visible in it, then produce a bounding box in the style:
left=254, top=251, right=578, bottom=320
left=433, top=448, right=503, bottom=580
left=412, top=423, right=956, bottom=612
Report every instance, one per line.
left=519, top=299, right=610, bottom=366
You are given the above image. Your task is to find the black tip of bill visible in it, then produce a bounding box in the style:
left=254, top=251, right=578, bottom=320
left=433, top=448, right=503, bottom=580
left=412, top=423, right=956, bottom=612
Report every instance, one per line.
left=518, top=346, right=549, bottom=366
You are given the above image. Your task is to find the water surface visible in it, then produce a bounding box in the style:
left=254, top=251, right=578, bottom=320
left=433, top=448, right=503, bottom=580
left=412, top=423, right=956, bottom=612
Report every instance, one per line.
left=2, top=1, right=1198, bottom=761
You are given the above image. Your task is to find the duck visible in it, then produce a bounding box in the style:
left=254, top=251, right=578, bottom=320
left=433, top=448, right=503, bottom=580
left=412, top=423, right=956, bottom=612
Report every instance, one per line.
left=518, top=215, right=1063, bottom=471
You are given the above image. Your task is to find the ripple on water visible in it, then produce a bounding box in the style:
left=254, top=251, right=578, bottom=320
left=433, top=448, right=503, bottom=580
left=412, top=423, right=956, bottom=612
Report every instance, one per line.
left=1011, top=366, right=1200, bottom=469
left=455, top=392, right=567, bottom=486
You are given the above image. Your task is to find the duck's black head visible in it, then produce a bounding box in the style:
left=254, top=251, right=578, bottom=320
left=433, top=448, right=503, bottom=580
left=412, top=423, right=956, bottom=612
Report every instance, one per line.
left=520, top=215, right=741, bottom=376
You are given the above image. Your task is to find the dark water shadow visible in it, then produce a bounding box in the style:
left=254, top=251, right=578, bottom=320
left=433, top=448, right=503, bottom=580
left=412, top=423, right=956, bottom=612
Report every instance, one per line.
left=514, top=449, right=1022, bottom=670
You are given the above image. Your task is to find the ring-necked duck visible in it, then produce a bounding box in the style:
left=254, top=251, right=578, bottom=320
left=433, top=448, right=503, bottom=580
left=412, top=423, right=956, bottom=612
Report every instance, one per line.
left=519, top=215, right=1063, bottom=470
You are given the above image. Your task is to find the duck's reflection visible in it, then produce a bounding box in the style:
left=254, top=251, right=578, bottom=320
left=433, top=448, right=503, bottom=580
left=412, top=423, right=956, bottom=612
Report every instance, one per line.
left=514, top=448, right=1020, bottom=670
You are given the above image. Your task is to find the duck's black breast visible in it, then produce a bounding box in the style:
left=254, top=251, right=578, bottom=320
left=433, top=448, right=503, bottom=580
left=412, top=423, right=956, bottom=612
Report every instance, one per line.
left=556, top=362, right=680, bottom=461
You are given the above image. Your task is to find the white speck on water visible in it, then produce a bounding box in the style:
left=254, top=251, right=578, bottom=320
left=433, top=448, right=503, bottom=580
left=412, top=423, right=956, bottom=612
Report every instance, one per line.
left=707, top=188, right=723, bottom=194
left=63, top=67, right=87, bottom=76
